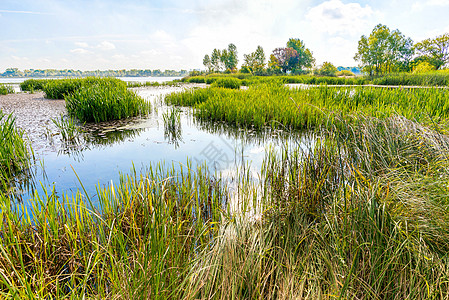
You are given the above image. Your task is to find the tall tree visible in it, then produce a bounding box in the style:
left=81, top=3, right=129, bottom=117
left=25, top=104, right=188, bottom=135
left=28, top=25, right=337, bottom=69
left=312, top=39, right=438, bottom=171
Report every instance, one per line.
left=220, top=43, right=238, bottom=71
left=415, top=33, right=449, bottom=70
left=242, top=45, right=266, bottom=74
left=203, top=54, right=212, bottom=73
left=286, top=38, right=315, bottom=71
left=354, top=24, right=414, bottom=76
left=211, top=49, right=222, bottom=72
left=270, top=38, right=315, bottom=73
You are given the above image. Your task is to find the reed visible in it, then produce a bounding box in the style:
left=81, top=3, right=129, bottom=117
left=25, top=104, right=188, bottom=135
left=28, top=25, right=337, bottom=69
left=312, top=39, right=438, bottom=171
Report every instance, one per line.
left=20, top=79, right=50, bottom=92
left=0, top=162, right=226, bottom=298
left=0, top=84, right=14, bottom=95
left=373, top=71, right=449, bottom=86
left=0, top=111, right=34, bottom=189
left=65, top=82, right=151, bottom=123
left=166, top=83, right=449, bottom=130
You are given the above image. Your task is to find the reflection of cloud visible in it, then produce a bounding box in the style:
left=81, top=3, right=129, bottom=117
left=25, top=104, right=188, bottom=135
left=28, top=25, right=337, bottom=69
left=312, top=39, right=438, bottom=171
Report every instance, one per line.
left=305, top=0, right=373, bottom=36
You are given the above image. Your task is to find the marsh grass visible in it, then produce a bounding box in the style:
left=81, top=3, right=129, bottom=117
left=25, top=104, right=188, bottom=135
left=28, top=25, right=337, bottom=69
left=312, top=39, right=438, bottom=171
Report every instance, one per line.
left=166, top=83, right=449, bottom=130
left=65, top=81, right=151, bottom=123
left=0, top=162, right=227, bottom=298
left=20, top=79, right=50, bottom=92
left=0, top=84, right=14, bottom=95
left=0, top=111, right=34, bottom=190
left=373, top=71, right=449, bottom=86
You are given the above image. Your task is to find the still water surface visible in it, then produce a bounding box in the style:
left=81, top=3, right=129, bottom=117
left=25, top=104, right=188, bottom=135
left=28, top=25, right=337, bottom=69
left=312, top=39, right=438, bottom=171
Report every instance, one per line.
left=4, top=83, right=312, bottom=207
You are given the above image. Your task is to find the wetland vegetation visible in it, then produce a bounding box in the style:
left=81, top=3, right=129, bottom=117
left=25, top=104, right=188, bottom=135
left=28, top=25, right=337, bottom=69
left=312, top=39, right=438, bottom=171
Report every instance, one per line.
left=1, top=23, right=449, bottom=299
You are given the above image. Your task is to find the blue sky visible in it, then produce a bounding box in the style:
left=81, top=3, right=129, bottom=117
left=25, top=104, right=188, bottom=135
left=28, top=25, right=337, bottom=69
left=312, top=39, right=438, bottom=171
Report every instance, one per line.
left=1, top=0, right=449, bottom=71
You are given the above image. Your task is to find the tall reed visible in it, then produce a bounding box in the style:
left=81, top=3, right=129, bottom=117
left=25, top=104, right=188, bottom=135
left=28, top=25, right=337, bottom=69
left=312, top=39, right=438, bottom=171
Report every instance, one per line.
left=0, top=84, right=14, bottom=95
left=0, top=111, right=34, bottom=189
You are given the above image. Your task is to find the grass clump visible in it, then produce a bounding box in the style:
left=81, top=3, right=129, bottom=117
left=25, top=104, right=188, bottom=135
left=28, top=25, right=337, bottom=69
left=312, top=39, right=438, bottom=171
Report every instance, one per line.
left=43, top=77, right=126, bottom=99
left=166, top=83, right=449, bottom=130
left=20, top=79, right=50, bottom=92
left=0, top=84, right=14, bottom=95
left=65, top=81, right=151, bottom=123
left=0, top=111, right=33, bottom=188
left=210, top=77, right=242, bottom=89
left=0, top=162, right=226, bottom=298
left=373, top=71, right=449, bottom=86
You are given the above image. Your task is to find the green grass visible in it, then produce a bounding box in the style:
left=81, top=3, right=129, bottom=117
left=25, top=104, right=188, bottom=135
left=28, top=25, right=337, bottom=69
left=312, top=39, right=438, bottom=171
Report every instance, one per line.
left=0, top=111, right=34, bottom=189
left=182, top=74, right=368, bottom=86
left=1, top=114, right=449, bottom=298
left=373, top=70, right=449, bottom=86
left=166, top=83, right=449, bottom=130
left=210, top=77, right=242, bottom=89
left=162, top=106, right=182, bottom=146
left=20, top=79, right=50, bottom=92
left=65, top=82, right=151, bottom=123
left=0, top=84, right=14, bottom=95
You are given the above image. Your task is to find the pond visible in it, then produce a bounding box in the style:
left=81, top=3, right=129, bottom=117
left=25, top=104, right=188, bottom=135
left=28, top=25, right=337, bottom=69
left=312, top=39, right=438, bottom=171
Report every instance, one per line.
left=1, top=84, right=313, bottom=208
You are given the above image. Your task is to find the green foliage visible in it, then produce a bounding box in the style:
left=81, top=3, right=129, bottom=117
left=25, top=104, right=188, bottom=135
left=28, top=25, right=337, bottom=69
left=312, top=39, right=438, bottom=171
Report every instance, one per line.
left=242, top=45, right=266, bottom=74
left=65, top=81, right=151, bottom=123
left=336, top=70, right=355, bottom=76
left=20, top=79, right=50, bottom=92
left=413, top=61, right=436, bottom=73
left=43, top=77, right=126, bottom=99
left=0, top=111, right=33, bottom=188
left=415, top=33, right=449, bottom=70
left=373, top=71, right=449, bottom=86
left=166, top=83, right=449, bottom=130
left=210, top=77, right=241, bottom=89
left=355, top=24, right=414, bottom=75
left=319, top=61, right=338, bottom=76
left=0, top=84, right=14, bottom=95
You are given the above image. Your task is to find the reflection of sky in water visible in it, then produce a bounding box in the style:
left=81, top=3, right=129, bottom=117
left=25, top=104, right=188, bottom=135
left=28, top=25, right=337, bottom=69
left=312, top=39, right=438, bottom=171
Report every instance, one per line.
left=20, top=86, right=313, bottom=207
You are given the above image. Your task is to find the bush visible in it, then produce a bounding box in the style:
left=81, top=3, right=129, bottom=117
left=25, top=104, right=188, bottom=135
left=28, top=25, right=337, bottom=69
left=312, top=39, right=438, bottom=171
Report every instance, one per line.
left=210, top=77, right=242, bottom=89
left=336, top=70, right=355, bottom=77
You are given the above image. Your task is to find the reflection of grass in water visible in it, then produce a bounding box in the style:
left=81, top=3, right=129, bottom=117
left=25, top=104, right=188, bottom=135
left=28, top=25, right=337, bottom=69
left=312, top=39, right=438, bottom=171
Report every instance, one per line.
left=0, top=110, right=34, bottom=192
left=51, top=114, right=84, bottom=142
left=163, top=106, right=183, bottom=147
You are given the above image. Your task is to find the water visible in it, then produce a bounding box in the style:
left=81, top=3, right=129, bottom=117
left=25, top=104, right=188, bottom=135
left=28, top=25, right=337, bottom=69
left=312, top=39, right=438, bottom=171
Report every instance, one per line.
left=2, top=85, right=313, bottom=207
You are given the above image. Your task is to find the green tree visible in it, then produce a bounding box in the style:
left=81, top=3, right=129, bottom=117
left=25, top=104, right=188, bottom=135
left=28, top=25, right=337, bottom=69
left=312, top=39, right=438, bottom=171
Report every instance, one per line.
left=354, top=24, right=414, bottom=76
left=220, top=43, right=238, bottom=71
left=415, top=33, right=449, bottom=70
left=286, top=38, right=315, bottom=71
left=203, top=54, right=212, bottom=73
left=319, top=62, right=338, bottom=76
left=242, top=45, right=266, bottom=74
left=211, top=49, right=222, bottom=72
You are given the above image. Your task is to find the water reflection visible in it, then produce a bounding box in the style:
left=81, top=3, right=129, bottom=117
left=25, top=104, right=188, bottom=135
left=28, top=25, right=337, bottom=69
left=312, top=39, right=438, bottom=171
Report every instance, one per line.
left=4, top=85, right=314, bottom=207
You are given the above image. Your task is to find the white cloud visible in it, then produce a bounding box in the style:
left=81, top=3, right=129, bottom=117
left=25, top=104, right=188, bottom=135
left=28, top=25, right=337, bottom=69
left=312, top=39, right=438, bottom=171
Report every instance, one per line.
left=96, top=41, right=116, bottom=50
left=70, top=48, right=90, bottom=54
left=305, top=0, right=374, bottom=36
left=75, top=42, right=89, bottom=48
left=412, top=0, right=449, bottom=11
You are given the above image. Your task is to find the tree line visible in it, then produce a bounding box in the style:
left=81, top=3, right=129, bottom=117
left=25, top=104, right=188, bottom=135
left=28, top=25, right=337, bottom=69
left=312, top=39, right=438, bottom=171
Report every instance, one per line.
left=355, top=24, right=448, bottom=76
left=0, top=68, right=189, bottom=78
left=203, top=25, right=448, bottom=77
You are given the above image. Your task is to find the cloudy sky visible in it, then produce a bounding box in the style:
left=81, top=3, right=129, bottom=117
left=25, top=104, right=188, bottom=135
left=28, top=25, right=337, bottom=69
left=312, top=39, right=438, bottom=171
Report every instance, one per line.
left=1, top=0, right=448, bottom=71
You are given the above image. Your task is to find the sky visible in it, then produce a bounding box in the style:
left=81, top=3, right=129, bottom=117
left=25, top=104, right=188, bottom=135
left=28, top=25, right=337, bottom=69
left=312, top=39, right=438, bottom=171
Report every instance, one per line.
left=1, top=0, right=449, bottom=71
